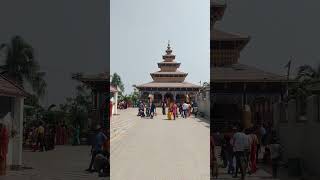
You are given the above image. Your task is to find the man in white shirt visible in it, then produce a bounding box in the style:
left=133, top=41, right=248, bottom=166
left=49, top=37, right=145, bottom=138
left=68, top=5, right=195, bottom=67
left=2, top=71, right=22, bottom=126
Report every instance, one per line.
left=182, top=102, right=188, bottom=119
left=232, top=127, right=250, bottom=180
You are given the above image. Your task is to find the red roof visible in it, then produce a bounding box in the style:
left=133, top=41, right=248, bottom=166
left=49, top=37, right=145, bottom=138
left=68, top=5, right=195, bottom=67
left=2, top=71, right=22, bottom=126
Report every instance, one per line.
left=0, top=74, right=29, bottom=97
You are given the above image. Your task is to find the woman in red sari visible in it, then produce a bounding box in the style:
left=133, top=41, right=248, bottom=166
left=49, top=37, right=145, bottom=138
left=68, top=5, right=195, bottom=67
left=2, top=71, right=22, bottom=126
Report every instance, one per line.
left=249, top=129, right=258, bottom=173
left=0, top=123, right=9, bottom=175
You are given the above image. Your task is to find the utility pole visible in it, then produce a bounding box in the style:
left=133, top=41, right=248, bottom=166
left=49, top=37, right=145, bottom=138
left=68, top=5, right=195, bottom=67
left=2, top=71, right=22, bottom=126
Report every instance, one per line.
left=285, top=57, right=292, bottom=99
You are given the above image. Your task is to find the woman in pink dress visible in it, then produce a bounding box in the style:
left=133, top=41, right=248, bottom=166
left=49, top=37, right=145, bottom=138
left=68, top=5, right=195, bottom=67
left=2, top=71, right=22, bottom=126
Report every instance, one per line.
left=172, top=102, right=177, bottom=120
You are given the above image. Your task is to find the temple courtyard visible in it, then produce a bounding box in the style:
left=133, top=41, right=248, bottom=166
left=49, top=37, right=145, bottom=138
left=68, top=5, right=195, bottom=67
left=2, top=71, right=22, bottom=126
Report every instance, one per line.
left=3, top=146, right=106, bottom=180
left=111, top=108, right=210, bottom=180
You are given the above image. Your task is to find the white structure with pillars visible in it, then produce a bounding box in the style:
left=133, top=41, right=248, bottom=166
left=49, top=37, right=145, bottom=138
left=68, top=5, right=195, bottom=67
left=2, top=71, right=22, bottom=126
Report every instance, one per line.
left=110, top=85, right=119, bottom=115
left=0, top=74, right=28, bottom=169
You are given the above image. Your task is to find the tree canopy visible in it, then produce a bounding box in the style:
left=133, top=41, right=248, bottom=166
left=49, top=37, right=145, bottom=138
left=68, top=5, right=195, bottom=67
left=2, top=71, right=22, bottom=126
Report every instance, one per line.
left=0, top=35, right=47, bottom=97
left=111, top=72, right=125, bottom=93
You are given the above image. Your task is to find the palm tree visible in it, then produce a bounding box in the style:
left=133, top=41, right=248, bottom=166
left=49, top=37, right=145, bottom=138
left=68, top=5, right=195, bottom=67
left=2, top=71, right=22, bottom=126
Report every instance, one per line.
left=0, top=35, right=47, bottom=97
left=296, top=64, right=320, bottom=83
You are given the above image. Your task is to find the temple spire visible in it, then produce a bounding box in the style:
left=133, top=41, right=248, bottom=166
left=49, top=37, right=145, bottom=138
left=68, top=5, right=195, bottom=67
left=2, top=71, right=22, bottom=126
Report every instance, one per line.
left=166, top=40, right=172, bottom=55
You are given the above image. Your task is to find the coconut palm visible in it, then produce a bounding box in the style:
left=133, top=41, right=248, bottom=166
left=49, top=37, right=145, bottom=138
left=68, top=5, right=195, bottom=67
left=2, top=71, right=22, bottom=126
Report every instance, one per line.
left=296, top=64, right=320, bottom=83
left=0, top=35, right=47, bottom=97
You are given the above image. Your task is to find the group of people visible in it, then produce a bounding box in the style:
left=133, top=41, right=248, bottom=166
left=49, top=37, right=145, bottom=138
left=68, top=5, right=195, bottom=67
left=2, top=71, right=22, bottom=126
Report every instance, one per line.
left=137, top=99, right=199, bottom=120
left=118, top=100, right=128, bottom=110
left=137, top=100, right=156, bottom=119
left=85, top=126, right=109, bottom=177
left=24, top=122, right=81, bottom=152
left=211, top=125, right=282, bottom=180
left=24, top=122, right=56, bottom=152
left=162, top=101, right=198, bottom=120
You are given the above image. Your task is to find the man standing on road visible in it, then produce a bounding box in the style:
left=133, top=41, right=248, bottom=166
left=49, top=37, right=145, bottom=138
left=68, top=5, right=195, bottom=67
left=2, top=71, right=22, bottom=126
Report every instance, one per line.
left=86, top=126, right=107, bottom=172
left=161, top=100, right=166, bottom=115
left=232, top=126, right=250, bottom=180
left=150, top=102, right=156, bottom=119
left=182, top=101, right=188, bottom=119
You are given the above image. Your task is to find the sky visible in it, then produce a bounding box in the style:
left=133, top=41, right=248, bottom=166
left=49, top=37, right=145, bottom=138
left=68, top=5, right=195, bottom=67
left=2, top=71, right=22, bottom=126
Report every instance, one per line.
left=110, top=0, right=210, bottom=94
left=0, top=0, right=109, bottom=106
left=216, top=0, right=320, bottom=77
left=1, top=0, right=319, bottom=105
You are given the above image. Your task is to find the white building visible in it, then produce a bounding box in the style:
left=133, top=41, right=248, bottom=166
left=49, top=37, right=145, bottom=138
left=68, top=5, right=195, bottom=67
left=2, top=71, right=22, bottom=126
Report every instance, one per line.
left=0, top=74, right=28, bottom=169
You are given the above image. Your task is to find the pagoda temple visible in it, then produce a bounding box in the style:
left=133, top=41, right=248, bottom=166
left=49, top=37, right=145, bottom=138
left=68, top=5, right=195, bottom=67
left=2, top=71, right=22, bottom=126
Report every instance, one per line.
left=211, top=0, right=288, bottom=129
left=135, top=43, right=201, bottom=105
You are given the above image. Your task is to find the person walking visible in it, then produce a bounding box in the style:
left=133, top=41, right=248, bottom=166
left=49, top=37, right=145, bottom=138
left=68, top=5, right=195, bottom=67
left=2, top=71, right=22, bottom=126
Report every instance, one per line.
left=37, top=123, right=45, bottom=152
left=178, top=103, right=183, bottom=116
left=269, top=137, right=282, bottom=179
left=188, top=102, right=192, bottom=117
left=211, top=133, right=218, bottom=178
left=150, top=102, right=156, bottom=119
left=73, top=125, right=81, bottom=146
left=249, top=129, right=258, bottom=174
left=161, top=101, right=166, bottom=115
left=232, top=127, right=250, bottom=180
left=172, top=102, right=178, bottom=120
left=226, top=128, right=235, bottom=174
left=182, top=101, right=188, bottom=119
left=86, top=126, right=107, bottom=172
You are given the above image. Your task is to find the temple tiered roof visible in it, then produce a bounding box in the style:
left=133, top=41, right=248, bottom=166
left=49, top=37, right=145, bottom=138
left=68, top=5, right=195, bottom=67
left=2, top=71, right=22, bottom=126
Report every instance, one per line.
left=211, top=0, right=284, bottom=81
left=136, top=43, right=200, bottom=90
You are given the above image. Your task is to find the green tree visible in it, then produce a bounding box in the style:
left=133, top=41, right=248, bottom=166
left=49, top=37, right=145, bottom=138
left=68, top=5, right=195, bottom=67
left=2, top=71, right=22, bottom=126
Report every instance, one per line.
left=111, top=72, right=125, bottom=93
left=57, top=84, right=92, bottom=129
left=0, top=36, right=47, bottom=97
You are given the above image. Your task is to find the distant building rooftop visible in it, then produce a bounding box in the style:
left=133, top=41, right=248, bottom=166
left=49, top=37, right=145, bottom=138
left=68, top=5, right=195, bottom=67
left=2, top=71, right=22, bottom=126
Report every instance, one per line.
left=212, top=63, right=287, bottom=82
left=0, top=74, right=29, bottom=97
left=212, top=29, right=250, bottom=41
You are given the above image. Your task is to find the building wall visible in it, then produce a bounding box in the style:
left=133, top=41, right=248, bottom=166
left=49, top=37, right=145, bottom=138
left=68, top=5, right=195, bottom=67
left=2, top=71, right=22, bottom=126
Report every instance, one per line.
left=274, top=95, right=320, bottom=176
left=196, top=89, right=210, bottom=118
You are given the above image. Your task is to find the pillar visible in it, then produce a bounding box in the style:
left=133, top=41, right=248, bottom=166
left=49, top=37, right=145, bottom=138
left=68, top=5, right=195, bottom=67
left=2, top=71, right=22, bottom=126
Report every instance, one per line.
left=173, top=91, right=177, bottom=101
left=10, top=97, right=24, bottom=168
left=114, top=91, right=118, bottom=115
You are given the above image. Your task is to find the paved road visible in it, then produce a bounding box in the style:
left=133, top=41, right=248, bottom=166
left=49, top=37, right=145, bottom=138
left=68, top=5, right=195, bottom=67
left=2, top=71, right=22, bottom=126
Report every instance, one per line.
left=3, top=146, right=107, bottom=180
left=111, top=108, right=210, bottom=180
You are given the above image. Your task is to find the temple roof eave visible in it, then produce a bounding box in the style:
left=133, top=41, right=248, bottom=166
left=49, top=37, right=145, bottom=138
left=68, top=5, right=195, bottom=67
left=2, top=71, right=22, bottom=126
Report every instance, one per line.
left=211, top=63, right=290, bottom=83
left=135, top=81, right=201, bottom=89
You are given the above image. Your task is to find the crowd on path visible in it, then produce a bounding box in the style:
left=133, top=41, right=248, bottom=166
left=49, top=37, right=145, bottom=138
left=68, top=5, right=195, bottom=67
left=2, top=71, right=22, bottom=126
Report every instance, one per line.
left=23, top=121, right=82, bottom=152
left=211, top=124, right=283, bottom=180
left=137, top=99, right=198, bottom=120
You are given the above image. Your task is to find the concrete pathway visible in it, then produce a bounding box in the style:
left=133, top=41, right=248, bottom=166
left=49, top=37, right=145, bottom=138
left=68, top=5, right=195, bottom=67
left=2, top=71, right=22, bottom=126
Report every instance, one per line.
left=2, top=146, right=107, bottom=180
left=111, top=108, right=210, bottom=180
